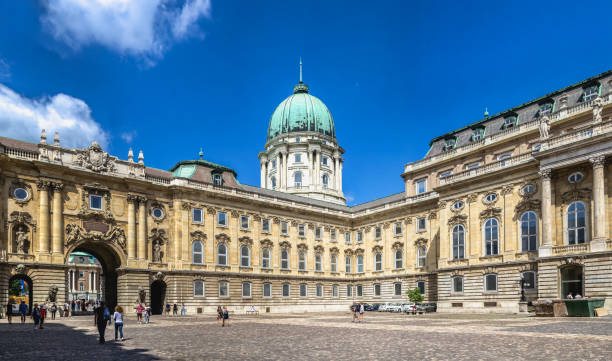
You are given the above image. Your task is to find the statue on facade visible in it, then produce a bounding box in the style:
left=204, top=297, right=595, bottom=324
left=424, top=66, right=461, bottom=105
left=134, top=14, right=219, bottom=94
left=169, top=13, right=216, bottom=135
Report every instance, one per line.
left=538, top=115, right=550, bottom=139
left=15, top=225, right=29, bottom=254
left=138, top=286, right=146, bottom=303
left=592, top=96, right=604, bottom=123
left=47, top=285, right=59, bottom=302
left=152, top=241, right=163, bottom=263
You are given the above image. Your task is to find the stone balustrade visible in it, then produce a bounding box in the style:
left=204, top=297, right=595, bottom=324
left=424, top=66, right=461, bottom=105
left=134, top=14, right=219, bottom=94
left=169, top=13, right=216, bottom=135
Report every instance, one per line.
left=543, top=120, right=612, bottom=150
left=439, top=152, right=534, bottom=186
left=552, top=243, right=589, bottom=255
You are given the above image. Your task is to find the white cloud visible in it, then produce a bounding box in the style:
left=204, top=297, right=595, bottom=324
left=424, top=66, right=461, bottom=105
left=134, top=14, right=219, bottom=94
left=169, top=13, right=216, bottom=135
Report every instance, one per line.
left=0, top=83, right=108, bottom=149
left=40, top=0, right=211, bottom=63
left=120, top=131, right=137, bottom=143
left=0, top=59, right=10, bottom=80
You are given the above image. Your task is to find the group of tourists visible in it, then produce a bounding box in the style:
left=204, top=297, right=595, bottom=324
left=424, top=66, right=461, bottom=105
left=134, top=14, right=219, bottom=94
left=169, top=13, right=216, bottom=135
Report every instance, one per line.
left=216, top=306, right=229, bottom=326
left=351, top=302, right=365, bottom=323
left=164, top=303, right=187, bottom=316
left=5, top=300, right=61, bottom=328
left=93, top=302, right=125, bottom=344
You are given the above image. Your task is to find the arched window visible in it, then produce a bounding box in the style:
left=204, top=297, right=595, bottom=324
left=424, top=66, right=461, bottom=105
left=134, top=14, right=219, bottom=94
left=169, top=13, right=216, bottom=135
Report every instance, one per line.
left=192, top=240, right=203, bottom=264
left=345, top=255, right=352, bottom=273
left=315, top=253, right=322, bottom=271
left=330, top=254, right=337, bottom=272
left=193, top=279, right=205, bottom=296
left=217, top=243, right=227, bottom=266
left=567, top=201, right=586, bottom=244
left=395, top=249, right=403, bottom=269
left=357, top=255, right=364, bottom=273
left=417, top=246, right=426, bottom=268
left=281, top=249, right=289, bottom=269
left=452, top=225, right=465, bottom=260
left=484, top=218, right=499, bottom=256
left=521, top=211, right=537, bottom=251
left=240, top=245, right=250, bottom=267
left=298, top=251, right=306, bottom=270
left=294, top=171, right=302, bottom=188
left=270, top=176, right=276, bottom=189
left=261, top=247, right=271, bottom=269
left=322, top=174, right=329, bottom=188
left=375, top=252, right=382, bottom=271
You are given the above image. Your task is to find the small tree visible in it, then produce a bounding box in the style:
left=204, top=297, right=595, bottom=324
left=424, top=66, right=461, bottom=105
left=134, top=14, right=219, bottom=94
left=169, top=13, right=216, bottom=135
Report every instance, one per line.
left=9, top=279, right=22, bottom=296
left=406, top=288, right=424, bottom=303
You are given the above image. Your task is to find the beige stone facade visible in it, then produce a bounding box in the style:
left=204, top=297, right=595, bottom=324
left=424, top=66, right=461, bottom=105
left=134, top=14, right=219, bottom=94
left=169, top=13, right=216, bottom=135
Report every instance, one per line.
left=1, top=71, right=612, bottom=315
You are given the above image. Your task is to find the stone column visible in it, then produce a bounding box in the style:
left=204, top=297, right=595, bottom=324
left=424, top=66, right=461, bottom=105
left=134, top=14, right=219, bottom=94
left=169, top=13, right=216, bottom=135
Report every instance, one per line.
left=539, top=169, right=553, bottom=257
left=338, top=159, right=343, bottom=193
left=281, top=151, right=288, bottom=190
left=37, top=180, right=51, bottom=255
left=138, top=197, right=147, bottom=260
left=314, top=151, right=320, bottom=190
left=127, top=195, right=137, bottom=260
left=51, top=182, right=64, bottom=255
left=590, top=156, right=607, bottom=250
left=334, top=155, right=340, bottom=190
left=308, top=151, right=314, bottom=189
left=276, top=152, right=283, bottom=189
left=260, top=157, right=267, bottom=188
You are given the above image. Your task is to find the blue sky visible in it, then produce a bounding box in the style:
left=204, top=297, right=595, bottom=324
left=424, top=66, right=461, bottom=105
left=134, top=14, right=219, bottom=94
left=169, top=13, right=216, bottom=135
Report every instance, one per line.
left=1, top=1, right=611, bottom=205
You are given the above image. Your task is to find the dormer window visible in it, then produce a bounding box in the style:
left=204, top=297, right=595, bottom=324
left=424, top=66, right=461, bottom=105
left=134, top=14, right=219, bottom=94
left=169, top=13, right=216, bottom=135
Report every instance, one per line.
left=583, top=85, right=599, bottom=102
left=213, top=174, right=223, bottom=186
left=471, top=128, right=485, bottom=141
left=503, top=115, right=517, bottom=128
left=538, top=102, right=553, bottom=116
left=443, top=137, right=456, bottom=151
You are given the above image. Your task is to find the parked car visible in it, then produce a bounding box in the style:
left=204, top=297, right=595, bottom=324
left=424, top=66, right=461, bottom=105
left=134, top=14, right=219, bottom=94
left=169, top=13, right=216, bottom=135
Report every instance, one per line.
left=419, top=302, right=437, bottom=313
left=365, top=303, right=379, bottom=311
left=378, top=302, right=392, bottom=312
left=387, top=303, right=402, bottom=312
left=401, top=303, right=417, bottom=313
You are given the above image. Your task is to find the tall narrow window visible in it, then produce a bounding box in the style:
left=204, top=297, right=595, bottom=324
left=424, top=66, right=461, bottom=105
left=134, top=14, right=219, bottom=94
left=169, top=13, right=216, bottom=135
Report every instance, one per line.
left=330, top=254, right=337, bottom=272
left=240, top=215, right=250, bottom=230
left=281, top=249, right=289, bottom=269
left=262, top=218, right=270, bottom=232
left=298, top=224, right=306, bottom=237
left=332, top=284, right=339, bottom=297
left=567, top=202, right=586, bottom=244
left=242, top=282, right=251, bottom=298
left=452, top=225, right=465, bottom=260
left=217, top=243, right=227, bottom=266
left=281, top=221, right=288, bottom=235
left=316, top=284, right=323, bottom=297
left=484, top=218, right=499, bottom=256
left=315, top=227, right=322, bottom=239
left=261, top=248, right=271, bottom=269
left=522, top=271, right=536, bottom=290
left=356, top=284, right=363, bottom=297
left=357, top=255, right=364, bottom=273
left=346, top=285, right=352, bottom=297
left=417, top=280, right=425, bottom=295
left=375, top=226, right=382, bottom=239
left=294, top=171, right=302, bottom=188
left=521, top=211, right=538, bottom=251
left=282, top=283, right=290, bottom=297
left=270, top=176, right=277, bottom=189
left=374, top=283, right=381, bottom=296
left=298, top=251, right=306, bottom=271
left=330, top=229, right=336, bottom=241
left=192, top=240, right=203, bottom=264
left=417, top=217, right=426, bottom=232
left=263, top=282, right=272, bottom=297
left=394, top=282, right=402, bottom=296
left=193, top=280, right=204, bottom=296
left=192, top=208, right=203, bottom=223
left=315, top=253, right=322, bottom=271
left=417, top=246, right=426, bottom=268
left=394, top=222, right=402, bottom=236
left=322, top=174, right=329, bottom=188
left=484, top=274, right=498, bottom=292
left=219, top=280, right=229, bottom=297
left=345, top=255, right=352, bottom=273
left=299, top=283, right=307, bottom=297
left=240, top=245, right=250, bottom=267
left=217, top=212, right=227, bottom=226
left=345, top=232, right=351, bottom=244
left=452, top=276, right=463, bottom=293
left=294, top=153, right=301, bottom=163
left=375, top=252, right=382, bottom=271
left=395, top=249, right=403, bottom=269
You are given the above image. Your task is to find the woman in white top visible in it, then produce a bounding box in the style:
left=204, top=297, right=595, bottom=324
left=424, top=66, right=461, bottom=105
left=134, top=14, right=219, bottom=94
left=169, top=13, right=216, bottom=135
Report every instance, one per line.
left=113, top=306, right=124, bottom=341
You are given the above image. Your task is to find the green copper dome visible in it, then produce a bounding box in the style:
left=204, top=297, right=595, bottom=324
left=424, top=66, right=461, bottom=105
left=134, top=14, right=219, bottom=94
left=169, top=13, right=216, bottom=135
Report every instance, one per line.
left=267, top=81, right=336, bottom=140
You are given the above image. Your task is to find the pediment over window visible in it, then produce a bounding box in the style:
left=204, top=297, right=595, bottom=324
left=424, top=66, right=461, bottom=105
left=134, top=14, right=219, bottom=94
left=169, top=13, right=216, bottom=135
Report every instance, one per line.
left=190, top=230, right=207, bottom=241
left=392, top=241, right=404, bottom=250
left=297, top=243, right=308, bottom=251
left=372, top=245, right=383, bottom=253
left=414, top=238, right=428, bottom=246
left=514, top=199, right=541, bottom=219
left=344, top=248, right=353, bottom=255
left=561, top=188, right=591, bottom=204
left=354, top=248, right=364, bottom=255
left=447, top=214, right=467, bottom=227
left=239, top=236, right=253, bottom=246
left=479, top=207, right=502, bottom=222
left=260, top=239, right=273, bottom=248
left=329, top=247, right=339, bottom=254
left=215, top=233, right=231, bottom=243
left=279, top=240, right=291, bottom=249
left=314, top=245, right=324, bottom=253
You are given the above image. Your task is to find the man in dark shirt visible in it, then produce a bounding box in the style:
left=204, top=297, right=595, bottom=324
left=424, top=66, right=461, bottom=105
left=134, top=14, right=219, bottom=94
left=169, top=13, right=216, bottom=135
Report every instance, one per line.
left=94, top=301, right=107, bottom=344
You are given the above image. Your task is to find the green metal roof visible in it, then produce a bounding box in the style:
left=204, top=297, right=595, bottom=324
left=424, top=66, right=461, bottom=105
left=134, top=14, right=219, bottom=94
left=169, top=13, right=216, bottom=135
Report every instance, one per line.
left=267, top=82, right=335, bottom=140
left=170, top=159, right=238, bottom=178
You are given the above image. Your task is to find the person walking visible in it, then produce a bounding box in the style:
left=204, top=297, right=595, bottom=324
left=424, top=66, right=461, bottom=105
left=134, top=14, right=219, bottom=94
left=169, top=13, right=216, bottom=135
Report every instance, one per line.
left=19, top=300, right=28, bottom=324
left=136, top=303, right=144, bottom=324
left=351, top=302, right=358, bottom=322
left=94, top=301, right=108, bottom=344
left=39, top=303, right=46, bottom=329
left=6, top=302, right=12, bottom=324
left=64, top=302, right=69, bottom=318
left=222, top=306, right=229, bottom=327
left=216, top=306, right=222, bottom=324
left=358, top=302, right=365, bottom=323
left=144, top=304, right=150, bottom=324
left=50, top=303, right=57, bottom=320
left=31, top=304, right=41, bottom=329
left=113, top=306, right=125, bottom=341
left=172, top=303, right=178, bottom=316
left=180, top=303, right=186, bottom=316
left=165, top=303, right=170, bottom=315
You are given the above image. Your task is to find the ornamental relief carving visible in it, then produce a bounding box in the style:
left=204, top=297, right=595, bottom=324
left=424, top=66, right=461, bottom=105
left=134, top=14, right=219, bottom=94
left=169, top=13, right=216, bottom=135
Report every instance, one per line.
left=190, top=230, right=206, bottom=241
left=481, top=192, right=499, bottom=207
left=481, top=266, right=497, bottom=275
left=297, top=243, right=308, bottom=251
left=314, top=245, right=324, bottom=253
left=260, top=239, right=273, bottom=248
left=561, top=188, right=591, bottom=204
left=559, top=257, right=585, bottom=266
left=466, top=194, right=478, bottom=203
left=148, top=201, right=166, bottom=222
left=344, top=248, right=353, bottom=256
left=215, top=233, right=231, bottom=244
left=414, top=237, right=428, bottom=246
left=449, top=270, right=463, bottom=277
left=65, top=223, right=126, bottom=254
left=518, top=263, right=538, bottom=272
left=79, top=184, right=114, bottom=223
left=279, top=240, right=291, bottom=249
left=500, top=185, right=513, bottom=196
left=514, top=199, right=541, bottom=220
left=329, top=246, right=339, bottom=254
left=479, top=207, right=502, bottom=224
left=404, top=217, right=412, bottom=225
left=372, top=245, right=383, bottom=253
left=437, top=201, right=446, bottom=210
left=354, top=248, right=364, bottom=255
left=73, top=141, right=116, bottom=173
left=206, top=207, right=217, bottom=215
left=239, top=236, right=253, bottom=246
left=392, top=241, right=404, bottom=250
left=427, top=211, right=437, bottom=220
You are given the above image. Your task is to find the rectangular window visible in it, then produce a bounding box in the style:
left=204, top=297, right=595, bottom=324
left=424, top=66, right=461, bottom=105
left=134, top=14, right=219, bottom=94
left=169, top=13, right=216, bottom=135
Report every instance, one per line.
left=417, top=281, right=425, bottom=295
left=315, top=227, right=322, bottom=239
left=213, top=174, right=223, bottom=186
left=498, top=153, right=511, bottom=167
left=452, top=277, right=463, bottom=293
left=356, top=284, right=363, bottom=297
left=415, top=179, right=427, bottom=194
left=504, top=116, right=517, bottom=128
left=294, top=153, right=301, bottom=163
left=240, top=215, right=250, bottom=230
left=332, top=285, right=339, bottom=297
left=242, top=282, right=251, bottom=298
left=394, top=282, right=402, bottom=296
left=439, top=170, right=452, bottom=179
left=321, top=156, right=328, bottom=166
left=282, top=283, right=290, bottom=297
left=79, top=271, right=84, bottom=278
left=79, top=282, right=84, bottom=291
left=316, top=284, right=323, bottom=297
left=219, top=281, right=229, bottom=297
left=193, top=280, right=204, bottom=296
left=345, top=256, right=351, bottom=273
left=357, top=255, right=364, bottom=273
left=271, top=160, right=277, bottom=169
left=356, top=231, right=363, bottom=243
left=584, top=85, right=598, bottom=101
left=466, top=162, right=480, bottom=170
left=539, top=102, right=553, bottom=115
left=192, top=208, right=203, bottom=223
left=217, top=212, right=227, bottom=226
left=523, top=271, right=536, bottom=290
left=300, top=283, right=307, bottom=297
left=330, top=229, right=336, bottom=241
left=346, top=285, right=352, bottom=297
left=281, top=221, right=288, bottom=235
left=472, top=128, right=484, bottom=141
left=263, top=283, right=272, bottom=297
left=345, top=232, right=351, bottom=244
left=298, top=224, right=305, bottom=237
left=485, top=274, right=498, bottom=292
left=375, top=226, right=382, bottom=239
left=374, top=283, right=381, bottom=296
left=89, top=194, right=103, bottom=210
left=394, top=222, right=402, bottom=236
left=417, top=217, right=426, bottom=232
left=262, top=218, right=270, bottom=232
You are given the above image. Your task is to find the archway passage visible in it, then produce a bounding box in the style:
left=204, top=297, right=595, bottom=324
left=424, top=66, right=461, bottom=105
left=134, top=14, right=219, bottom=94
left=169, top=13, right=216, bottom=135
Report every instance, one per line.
left=8, top=274, right=33, bottom=315
left=561, top=265, right=583, bottom=299
left=71, top=243, right=122, bottom=311
left=150, top=280, right=166, bottom=315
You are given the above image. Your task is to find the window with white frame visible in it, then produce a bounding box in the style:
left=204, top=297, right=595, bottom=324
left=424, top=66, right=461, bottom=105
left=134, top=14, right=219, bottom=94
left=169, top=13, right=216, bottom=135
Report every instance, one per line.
left=583, top=85, right=599, bottom=101
left=315, top=227, right=322, bottom=239
left=281, top=249, right=289, bottom=269
left=240, top=245, right=250, bottom=267
left=192, top=208, right=203, bottom=223
left=192, top=240, right=203, bottom=264
left=89, top=194, right=103, bottom=210
left=522, top=271, right=536, bottom=290
left=417, top=217, right=426, bottom=232
left=240, top=215, right=250, bottom=230
left=213, top=174, right=223, bottom=186
left=330, top=229, right=337, bottom=241
left=375, top=226, right=382, bottom=239
left=345, top=231, right=351, bottom=244
left=485, top=193, right=497, bottom=203
left=321, top=156, right=328, bottom=166
left=357, top=255, right=364, bottom=273
left=217, top=212, right=227, bottom=226
left=415, top=178, right=427, bottom=194
left=394, top=282, right=402, bottom=296
left=270, top=176, right=277, bottom=189
left=217, top=243, right=228, bottom=265
left=346, top=285, right=352, bottom=297
left=375, top=252, right=382, bottom=271
left=417, top=246, right=426, bottom=268
left=315, top=253, right=322, bottom=271
left=300, top=283, right=307, bottom=297
left=219, top=280, right=229, bottom=297
left=298, top=224, right=306, bottom=237
left=504, top=116, right=517, bottom=128
left=80, top=282, right=84, bottom=291
left=452, top=225, right=465, bottom=260
left=417, top=280, right=425, bottom=295
left=271, top=160, right=277, bottom=169
left=261, top=248, right=271, bottom=269
left=332, top=284, right=339, bottom=297
left=466, top=162, right=480, bottom=170
left=316, top=284, right=323, bottom=297
left=453, top=201, right=464, bottom=210
left=298, top=251, right=306, bottom=271
left=521, top=211, right=537, bottom=252
left=262, top=218, right=270, bottom=232
left=484, top=218, right=499, bottom=256
left=330, top=254, right=337, bottom=272
left=472, top=128, right=484, bottom=141
left=374, top=283, right=381, bottom=296
left=282, top=283, right=290, bottom=297
left=498, top=153, right=511, bottom=167
left=242, top=282, right=251, bottom=298
left=539, top=102, right=553, bottom=115
left=263, top=282, right=272, bottom=297
left=322, top=174, right=329, bottom=188
left=357, top=231, right=363, bottom=243
left=345, top=255, right=352, bottom=273
left=567, top=201, right=586, bottom=244
left=484, top=274, right=498, bottom=292
left=281, top=221, right=289, bottom=235
left=356, top=284, right=363, bottom=297
left=294, top=171, right=303, bottom=188
left=568, top=172, right=583, bottom=183
left=452, top=276, right=463, bottom=293
left=394, top=222, right=402, bottom=236
left=439, top=170, right=452, bottom=179
left=294, top=153, right=302, bottom=163
left=193, top=280, right=205, bottom=296
left=395, top=249, right=403, bottom=269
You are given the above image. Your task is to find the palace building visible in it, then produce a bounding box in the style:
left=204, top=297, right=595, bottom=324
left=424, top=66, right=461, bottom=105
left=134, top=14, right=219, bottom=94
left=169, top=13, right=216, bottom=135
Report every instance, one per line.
left=1, top=69, right=611, bottom=314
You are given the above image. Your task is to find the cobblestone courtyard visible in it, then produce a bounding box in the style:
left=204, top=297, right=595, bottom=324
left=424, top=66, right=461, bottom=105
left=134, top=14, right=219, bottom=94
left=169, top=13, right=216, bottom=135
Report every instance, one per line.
left=1, top=312, right=611, bottom=360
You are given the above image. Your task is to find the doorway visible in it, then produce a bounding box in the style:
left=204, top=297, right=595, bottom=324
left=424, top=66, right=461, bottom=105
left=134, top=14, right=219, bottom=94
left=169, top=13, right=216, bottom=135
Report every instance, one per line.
left=560, top=265, right=583, bottom=299
left=71, top=243, right=121, bottom=310
left=8, top=274, right=33, bottom=314
left=151, top=280, right=167, bottom=315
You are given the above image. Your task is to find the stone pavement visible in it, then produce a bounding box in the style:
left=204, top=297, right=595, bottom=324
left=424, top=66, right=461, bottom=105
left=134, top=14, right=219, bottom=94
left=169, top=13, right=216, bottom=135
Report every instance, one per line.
left=1, top=312, right=611, bottom=360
